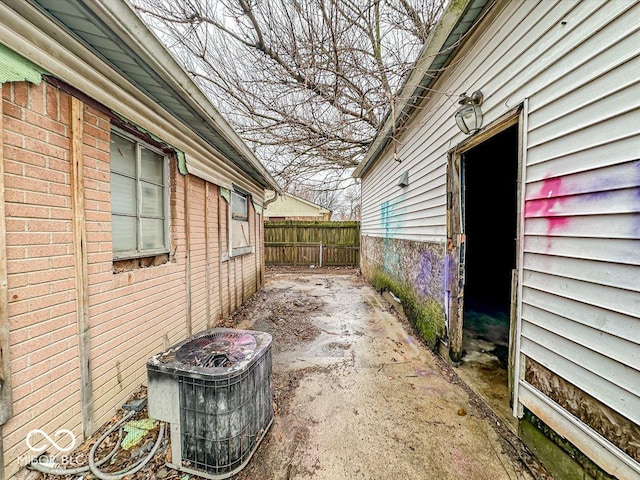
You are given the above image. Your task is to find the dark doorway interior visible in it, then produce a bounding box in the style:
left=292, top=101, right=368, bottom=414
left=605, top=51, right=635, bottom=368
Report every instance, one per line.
left=458, top=124, right=519, bottom=428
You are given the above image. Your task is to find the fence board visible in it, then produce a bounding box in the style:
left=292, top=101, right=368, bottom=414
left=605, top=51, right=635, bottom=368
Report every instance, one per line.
left=264, top=221, right=360, bottom=266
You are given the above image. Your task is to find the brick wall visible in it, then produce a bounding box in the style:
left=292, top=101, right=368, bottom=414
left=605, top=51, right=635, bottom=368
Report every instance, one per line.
left=188, top=176, right=207, bottom=334
left=2, top=81, right=82, bottom=476
left=1, top=80, right=266, bottom=479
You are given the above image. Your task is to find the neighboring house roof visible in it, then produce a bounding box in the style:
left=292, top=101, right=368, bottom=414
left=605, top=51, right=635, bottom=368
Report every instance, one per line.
left=264, top=192, right=331, bottom=218
left=353, top=0, right=491, bottom=178
left=6, top=0, right=281, bottom=193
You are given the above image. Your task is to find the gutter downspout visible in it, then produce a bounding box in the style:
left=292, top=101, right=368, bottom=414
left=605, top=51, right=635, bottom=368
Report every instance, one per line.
left=262, top=191, right=279, bottom=209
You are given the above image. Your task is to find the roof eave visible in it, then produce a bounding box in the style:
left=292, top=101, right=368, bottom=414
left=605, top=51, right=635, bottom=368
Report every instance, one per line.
left=90, top=0, right=281, bottom=192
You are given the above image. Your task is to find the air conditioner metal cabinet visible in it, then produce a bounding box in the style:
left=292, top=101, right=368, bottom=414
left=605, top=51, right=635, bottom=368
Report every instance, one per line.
left=147, top=328, right=273, bottom=479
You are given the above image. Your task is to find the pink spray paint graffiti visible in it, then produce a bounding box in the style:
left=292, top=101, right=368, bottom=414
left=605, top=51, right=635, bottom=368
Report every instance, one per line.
left=524, top=176, right=570, bottom=236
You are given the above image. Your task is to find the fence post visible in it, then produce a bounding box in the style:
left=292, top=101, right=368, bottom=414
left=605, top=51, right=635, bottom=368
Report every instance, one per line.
left=319, top=242, right=323, bottom=267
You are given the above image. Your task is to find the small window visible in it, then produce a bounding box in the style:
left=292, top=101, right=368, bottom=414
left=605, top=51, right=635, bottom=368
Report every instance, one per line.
left=110, top=131, right=167, bottom=259
left=232, top=191, right=248, bottom=221
left=231, top=189, right=251, bottom=254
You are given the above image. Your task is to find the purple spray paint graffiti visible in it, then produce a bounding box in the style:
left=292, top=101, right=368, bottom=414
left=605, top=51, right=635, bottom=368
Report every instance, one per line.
left=444, top=253, right=451, bottom=333
left=416, top=251, right=433, bottom=295
left=414, top=250, right=446, bottom=307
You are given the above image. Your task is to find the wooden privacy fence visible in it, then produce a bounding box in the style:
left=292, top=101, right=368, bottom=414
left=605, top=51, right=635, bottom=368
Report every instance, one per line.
left=264, top=221, right=360, bottom=266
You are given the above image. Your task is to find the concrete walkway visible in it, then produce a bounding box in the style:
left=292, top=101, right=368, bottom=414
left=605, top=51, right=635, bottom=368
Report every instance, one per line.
left=232, top=272, right=538, bottom=480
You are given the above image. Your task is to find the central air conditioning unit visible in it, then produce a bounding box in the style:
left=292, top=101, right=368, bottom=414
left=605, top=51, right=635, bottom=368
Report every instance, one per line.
left=147, top=328, right=273, bottom=479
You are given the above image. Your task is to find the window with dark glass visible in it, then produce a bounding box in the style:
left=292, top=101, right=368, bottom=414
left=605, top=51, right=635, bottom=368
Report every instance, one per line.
left=110, top=131, right=167, bottom=258
left=231, top=189, right=251, bottom=253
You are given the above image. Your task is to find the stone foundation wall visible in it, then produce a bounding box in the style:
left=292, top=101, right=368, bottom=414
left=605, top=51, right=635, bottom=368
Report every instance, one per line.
left=361, top=235, right=446, bottom=348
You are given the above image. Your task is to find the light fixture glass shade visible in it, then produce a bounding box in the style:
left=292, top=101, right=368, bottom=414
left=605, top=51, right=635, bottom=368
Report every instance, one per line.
left=455, top=103, right=483, bottom=135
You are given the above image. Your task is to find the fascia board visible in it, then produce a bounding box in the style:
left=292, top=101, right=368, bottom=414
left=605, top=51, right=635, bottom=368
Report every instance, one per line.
left=0, top=1, right=268, bottom=195
left=353, top=0, right=474, bottom=178
left=83, top=0, right=280, bottom=193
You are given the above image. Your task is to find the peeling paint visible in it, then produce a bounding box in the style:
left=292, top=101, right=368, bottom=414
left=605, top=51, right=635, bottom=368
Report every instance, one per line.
left=525, top=358, right=640, bottom=463
left=0, top=44, right=47, bottom=84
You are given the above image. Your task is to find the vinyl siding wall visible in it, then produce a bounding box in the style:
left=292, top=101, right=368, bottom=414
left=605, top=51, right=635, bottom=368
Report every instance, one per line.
left=361, top=0, right=639, bottom=475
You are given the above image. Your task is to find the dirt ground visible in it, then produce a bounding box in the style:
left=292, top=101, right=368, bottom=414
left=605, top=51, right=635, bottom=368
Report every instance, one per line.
left=228, top=270, right=548, bottom=480
left=34, top=269, right=551, bottom=480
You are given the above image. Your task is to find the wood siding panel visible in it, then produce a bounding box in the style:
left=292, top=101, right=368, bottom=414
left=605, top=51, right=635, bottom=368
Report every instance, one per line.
left=188, top=177, right=208, bottom=334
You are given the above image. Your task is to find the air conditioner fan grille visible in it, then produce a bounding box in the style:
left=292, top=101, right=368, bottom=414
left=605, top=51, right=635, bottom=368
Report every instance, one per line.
left=175, top=331, right=257, bottom=368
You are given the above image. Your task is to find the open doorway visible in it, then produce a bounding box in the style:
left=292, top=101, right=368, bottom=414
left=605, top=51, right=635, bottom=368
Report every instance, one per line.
left=457, top=124, right=519, bottom=428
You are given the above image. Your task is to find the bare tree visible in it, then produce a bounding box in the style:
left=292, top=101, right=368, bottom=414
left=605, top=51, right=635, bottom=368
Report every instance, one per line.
left=132, top=0, right=445, bottom=190
left=341, top=183, right=361, bottom=220
left=290, top=180, right=343, bottom=211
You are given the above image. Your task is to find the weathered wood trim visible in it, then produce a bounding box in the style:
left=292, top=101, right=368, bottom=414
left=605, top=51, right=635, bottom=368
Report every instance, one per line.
left=184, top=175, right=192, bottom=337
left=70, top=96, right=94, bottom=438
left=240, top=255, right=245, bottom=303
left=227, top=257, right=232, bottom=314
left=217, top=188, right=224, bottom=319
left=233, top=257, right=238, bottom=311
left=508, top=107, right=526, bottom=410
left=226, top=197, right=232, bottom=316
left=0, top=84, right=13, bottom=428
left=204, top=183, right=212, bottom=328
left=446, top=154, right=464, bottom=360
left=0, top=424, right=5, bottom=480
left=513, top=99, right=529, bottom=419
left=508, top=268, right=518, bottom=405
left=447, top=106, right=523, bottom=361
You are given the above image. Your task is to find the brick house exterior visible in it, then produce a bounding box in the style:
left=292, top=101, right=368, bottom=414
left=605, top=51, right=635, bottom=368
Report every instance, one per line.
left=0, top=2, right=279, bottom=478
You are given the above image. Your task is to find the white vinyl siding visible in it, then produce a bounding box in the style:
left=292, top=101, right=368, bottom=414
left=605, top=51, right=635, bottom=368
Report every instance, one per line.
left=360, top=0, right=640, bottom=474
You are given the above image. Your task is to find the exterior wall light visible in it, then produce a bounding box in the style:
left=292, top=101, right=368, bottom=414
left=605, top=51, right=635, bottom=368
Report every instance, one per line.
left=455, top=90, right=484, bottom=135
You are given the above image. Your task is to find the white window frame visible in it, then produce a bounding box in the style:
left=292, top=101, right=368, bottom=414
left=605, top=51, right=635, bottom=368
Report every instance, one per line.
left=110, top=128, right=170, bottom=260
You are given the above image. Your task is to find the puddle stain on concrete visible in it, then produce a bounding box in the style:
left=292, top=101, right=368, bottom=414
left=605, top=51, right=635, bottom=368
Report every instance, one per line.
left=229, top=272, right=536, bottom=480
